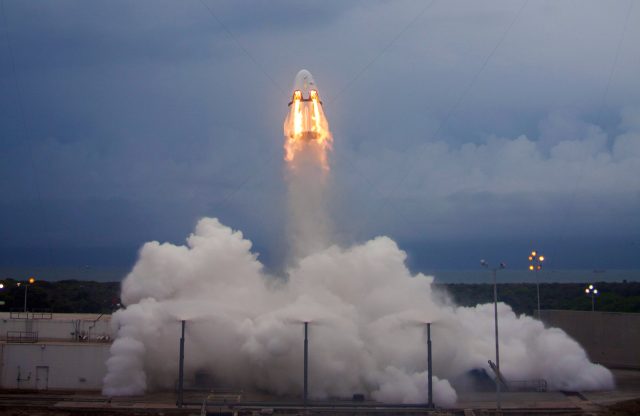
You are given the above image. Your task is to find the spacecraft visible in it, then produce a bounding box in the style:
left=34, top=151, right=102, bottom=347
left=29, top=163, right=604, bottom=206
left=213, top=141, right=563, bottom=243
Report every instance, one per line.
left=284, top=69, right=329, bottom=143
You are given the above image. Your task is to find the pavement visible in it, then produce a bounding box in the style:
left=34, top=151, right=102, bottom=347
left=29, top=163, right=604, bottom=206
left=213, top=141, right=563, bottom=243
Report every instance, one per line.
left=0, top=369, right=639, bottom=415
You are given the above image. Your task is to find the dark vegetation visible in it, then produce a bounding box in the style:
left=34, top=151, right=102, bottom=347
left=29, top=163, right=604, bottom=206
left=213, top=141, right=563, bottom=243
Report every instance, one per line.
left=0, top=279, right=120, bottom=314
left=1, top=280, right=639, bottom=316
left=439, top=281, right=640, bottom=316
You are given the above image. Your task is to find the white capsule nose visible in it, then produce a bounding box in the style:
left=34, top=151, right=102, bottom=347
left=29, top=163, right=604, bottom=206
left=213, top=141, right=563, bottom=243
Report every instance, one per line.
left=293, top=69, right=316, bottom=96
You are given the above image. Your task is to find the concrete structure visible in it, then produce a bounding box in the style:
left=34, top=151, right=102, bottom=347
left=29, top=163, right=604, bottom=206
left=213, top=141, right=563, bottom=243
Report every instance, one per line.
left=540, top=310, right=640, bottom=370
left=0, top=342, right=110, bottom=390
left=0, top=312, right=113, bottom=390
left=0, top=312, right=112, bottom=342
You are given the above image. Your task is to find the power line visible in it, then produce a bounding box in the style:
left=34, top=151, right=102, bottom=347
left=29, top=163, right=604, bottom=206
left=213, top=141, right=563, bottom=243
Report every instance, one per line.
left=196, top=0, right=433, bottom=218
left=549, top=0, right=635, bottom=267
left=198, top=0, right=287, bottom=98
left=203, top=0, right=437, bottom=233
left=425, top=0, right=529, bottom=146
left=207, top=146, right=282, bottom=214
left=328, top=0, right=437, bottom=105
left=343, top=0, right=529, bottom=237
left=194, top=0, right=291, bottom=213
left=601, top=0, right=634, bottom=111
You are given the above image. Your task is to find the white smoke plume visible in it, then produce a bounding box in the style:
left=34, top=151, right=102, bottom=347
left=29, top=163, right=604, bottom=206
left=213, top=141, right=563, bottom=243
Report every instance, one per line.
left=285, top=143, right=332, bottom=260
left=103, top=217, right=613, bottom=404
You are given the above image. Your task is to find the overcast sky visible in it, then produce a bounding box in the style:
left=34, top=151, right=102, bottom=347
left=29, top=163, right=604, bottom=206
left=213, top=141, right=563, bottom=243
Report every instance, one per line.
left=1, top=0, right=639, bottom=276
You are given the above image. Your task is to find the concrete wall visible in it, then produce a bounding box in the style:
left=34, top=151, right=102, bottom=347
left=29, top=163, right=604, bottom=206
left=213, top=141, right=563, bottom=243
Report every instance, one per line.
left=0, top=342, right=110, bottom=390
left=540, top=310, right=640, bottom=369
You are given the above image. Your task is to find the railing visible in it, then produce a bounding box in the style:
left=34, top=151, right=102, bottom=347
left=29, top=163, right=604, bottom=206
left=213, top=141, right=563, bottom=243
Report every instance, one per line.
left=9, top=309, right=53, bottom=320
left=9, top=310, right=29, bottom=319
left=31, top=309, right=53, bottom=319
left=6, top=331, right=39, bottom=343
left=508, top=379, right=548, bottom=392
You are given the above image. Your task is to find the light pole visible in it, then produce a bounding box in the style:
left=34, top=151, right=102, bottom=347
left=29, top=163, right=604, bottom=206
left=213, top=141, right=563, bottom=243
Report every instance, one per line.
left=17, top=277, right=36, bottom=313
left=303, top=321, right=309, bottom=407
left=528, top=251, right=545, bottom=318
left=585, top=285, right=598, bottom=312
left=426, top=322, right=434, bottom=409
left=481, top=259, right=506, bottom=412
left=177, top=320, right=185, bottom=408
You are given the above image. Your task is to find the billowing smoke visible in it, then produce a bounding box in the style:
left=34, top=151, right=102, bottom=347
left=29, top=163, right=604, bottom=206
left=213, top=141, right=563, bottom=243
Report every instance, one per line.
left=103, top=217, right=613, bottom=404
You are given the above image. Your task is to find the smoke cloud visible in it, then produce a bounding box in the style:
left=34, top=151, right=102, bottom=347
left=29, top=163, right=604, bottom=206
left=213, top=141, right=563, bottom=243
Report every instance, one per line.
left=103, top=217, right=613, bottom=404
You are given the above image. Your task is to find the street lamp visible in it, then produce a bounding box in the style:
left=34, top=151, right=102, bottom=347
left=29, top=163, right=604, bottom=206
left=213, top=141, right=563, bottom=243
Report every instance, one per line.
left=528, top=250, right=545, bottom=318
left=18, top=277, right=36, bottom=313
left=585, top=285, right=599, bottom=312
left=480, top=259, right=506, bottom=412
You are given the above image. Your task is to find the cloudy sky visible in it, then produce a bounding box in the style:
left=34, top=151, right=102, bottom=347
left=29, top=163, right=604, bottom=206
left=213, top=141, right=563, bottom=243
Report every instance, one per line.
left=1, top=0, right=639, bottom=276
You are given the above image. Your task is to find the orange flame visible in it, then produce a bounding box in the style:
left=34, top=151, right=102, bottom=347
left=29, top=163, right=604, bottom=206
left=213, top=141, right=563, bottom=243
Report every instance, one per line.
left=284, top=89, right=332, bottom=169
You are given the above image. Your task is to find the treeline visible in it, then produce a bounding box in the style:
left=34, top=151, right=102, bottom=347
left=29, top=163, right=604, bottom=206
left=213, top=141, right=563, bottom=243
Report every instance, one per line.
left=439, top=281, right=640, bottom=316
left=0, top=279, right=120, bottom=314
left=1, top=279, right=640, bottom=316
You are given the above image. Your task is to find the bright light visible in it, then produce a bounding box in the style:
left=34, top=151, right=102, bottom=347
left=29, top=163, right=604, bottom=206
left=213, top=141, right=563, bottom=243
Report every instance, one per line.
left=528, top=256, right=533, bottom=261
left=539, top=256, right=545, bottom=262
left=529, top=265, right=534, bottom=271
left=28, top=277, right=35, bottom=284
left=531, top=251, right=537, bottom=257
left=585, top=285, right=599, bottom=295
left=284, top=86, right=332, bottom=169
left=0, top=283, right=4, bottom=289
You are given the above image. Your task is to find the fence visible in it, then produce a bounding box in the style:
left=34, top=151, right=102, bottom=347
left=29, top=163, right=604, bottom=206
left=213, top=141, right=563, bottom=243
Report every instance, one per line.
left=9, top=309, right=53, bottom=320
left=6, top=331, right=39, bottom=343
left=508, top=379, right=548, bottom=392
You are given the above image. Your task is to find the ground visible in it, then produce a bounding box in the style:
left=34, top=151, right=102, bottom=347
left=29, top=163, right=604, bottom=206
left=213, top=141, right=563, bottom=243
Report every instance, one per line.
left=1, top=370, right=639, bottom=415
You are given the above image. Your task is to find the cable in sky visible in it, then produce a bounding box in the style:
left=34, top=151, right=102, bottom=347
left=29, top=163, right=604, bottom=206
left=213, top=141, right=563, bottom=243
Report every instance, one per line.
left=328, top=0, right=437, bottom=105
left=198, top=0, right=287, bottom=98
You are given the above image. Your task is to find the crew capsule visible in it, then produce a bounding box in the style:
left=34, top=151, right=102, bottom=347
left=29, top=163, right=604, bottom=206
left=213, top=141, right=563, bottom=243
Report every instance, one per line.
left=284, top=69, right=329, bottom=143
left=288, top=69, right=323, bottom=106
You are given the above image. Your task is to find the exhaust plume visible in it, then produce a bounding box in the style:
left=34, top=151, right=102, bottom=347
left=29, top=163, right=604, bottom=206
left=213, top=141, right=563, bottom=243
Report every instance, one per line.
left=283, top=69, right=333, bottom=258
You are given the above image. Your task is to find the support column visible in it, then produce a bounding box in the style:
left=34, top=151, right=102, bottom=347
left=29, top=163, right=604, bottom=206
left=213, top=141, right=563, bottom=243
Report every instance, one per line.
left=303, top=321, right=308, bottom=406
left=177, top=320, right=185, bottom=408
left=427, top=322, right=434, bottom=408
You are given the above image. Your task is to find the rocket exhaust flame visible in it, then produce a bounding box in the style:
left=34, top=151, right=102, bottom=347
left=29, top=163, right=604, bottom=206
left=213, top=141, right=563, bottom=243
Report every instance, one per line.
left=284, top=70, right=332, bottom=170
left=283, top=70, right=333, bottom=258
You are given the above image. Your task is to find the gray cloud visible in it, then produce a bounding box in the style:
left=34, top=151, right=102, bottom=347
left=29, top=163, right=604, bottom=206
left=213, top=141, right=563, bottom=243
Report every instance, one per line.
left=1, top=0, right=639, bottom=271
